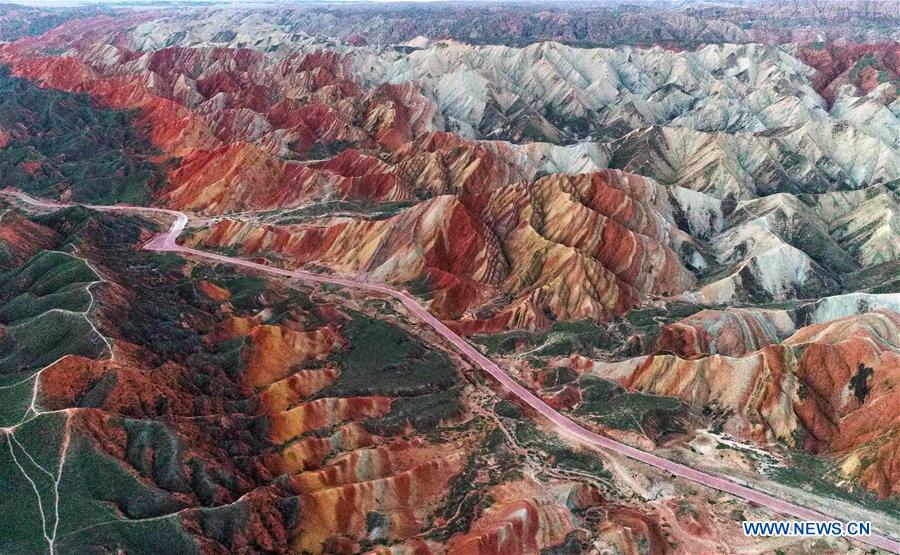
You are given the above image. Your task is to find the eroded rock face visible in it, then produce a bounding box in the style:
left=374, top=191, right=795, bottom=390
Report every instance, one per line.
left=187, top=169, right=696, bottom=329
left=0, top=200, right=691, bottom=554
left=1, top=0, right=899, bottom=538
left=0, top=44, right=441, bottom=160
left=655, top=307, right=797, bottom=358
left=355, top=41, right=900, bottom=175
left=2, top=186, right=849, bottom=554
left=447, top=482, right=578, bottom=554
left=794, top=42, right=899, bottom=106
left=3, top=23, right=896, bottom=332
left=579, top=309, right=900, bottom=496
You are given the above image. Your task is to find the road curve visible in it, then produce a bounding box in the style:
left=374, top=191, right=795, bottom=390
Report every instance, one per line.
left=4, top=190, right=899, bottom=554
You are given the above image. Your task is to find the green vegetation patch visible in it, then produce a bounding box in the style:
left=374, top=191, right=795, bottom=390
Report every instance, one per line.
left=768, top=449, right=900, bottom=521
left=542, top=531, right=592, bottom=554
left=266, top=199, right=416, bottom=224
left=622, top=302, right=703, bottom=329
left=1, top=250, right=96, bottom=298
left=209, top=275, right=269, bottom=310
left=0, top=244, right=113, bottom=378
left=0, top=66, right=165, bottom=204
left=0, top=376, right=36, bottom=426
left=0, top=206, right=295, bottom=552
left=849, top=363, right=874, bottom=404
left=473, top=302, right=703, bottom=361
left=426, top=425, right=519, bottom=542
left=0, top=310, right=106, bottom=376
left=0, top=283, right=92, bottom=323
left=514, top=421, right=610, bottom=479
left=0, top=412, right=196, bottom=555
left=473, top=319, right=619, bottom=357
left=0, top=250, right=97, bottom=324
left=494, top=399, right=523, bottom=418
left=192, top=265, right=323, bottom=327
left=843, top=260, right=900, bottom=294
left=364, top=387, right=464, bottom=437
left=298, top=139, right=356, bottom=161
left=319, top=314, right=458, bottom=399
left=573, top=375, right=690, bottom=435
left=33, top=206, right=148, bottom=249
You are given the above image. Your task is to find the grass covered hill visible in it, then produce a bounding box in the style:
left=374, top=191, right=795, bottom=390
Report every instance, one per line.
left=0, top=66, right=165, bottom=204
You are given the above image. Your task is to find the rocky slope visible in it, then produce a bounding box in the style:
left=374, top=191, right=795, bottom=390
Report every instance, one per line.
left=118, top=3, right=900, bottom=51
left=1, top=188, right=805, bottom=554
left=6, top=27, right=894, bottom=327
left=1, top=0, right=899, bottom=538
left=0, top=3, right=113, bottom=42
left=1, top=197, right=674, bottom=555
left=573, top=305, right=900, bottom=495
left=793, top=42, right=900, bottom=106
left=356, top=40, right=900, bottom=183
left=189, top=168, right=697, bottom=331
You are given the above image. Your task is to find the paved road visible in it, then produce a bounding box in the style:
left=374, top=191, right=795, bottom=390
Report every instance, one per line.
left=4, top=190, right=899, bottom=554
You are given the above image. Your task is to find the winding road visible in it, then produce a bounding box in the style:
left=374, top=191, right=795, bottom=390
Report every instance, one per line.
left=4, top=190, right=899, bottom=554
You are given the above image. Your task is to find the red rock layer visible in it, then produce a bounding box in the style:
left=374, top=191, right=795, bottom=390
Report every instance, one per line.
left=582, top=310, right=900, bottom=497
left=448, top=480, right=665, bottom=555
left=1, top=34, right=700, bottom=332
left=207, top=315, right=345, bottom=388
left=0, top=207, right=57, bottom=263
left=0, top=42, right=445, bottom=213
left=795, top=42, right=900, bottom=105
left=655, top=307, right=795, bottom=358
left=0, top=19, right=807, bottom=553
left=449, top=495, right=576, bottom=554
left=288, top=440, right=465, bottom=553
left=191, top=169, right=695, bottom=331
left=31, top=270, right=475, bottom=553
left=789, top=312, right=900, bottom=497
left=199, top=300, right=469, bottom=552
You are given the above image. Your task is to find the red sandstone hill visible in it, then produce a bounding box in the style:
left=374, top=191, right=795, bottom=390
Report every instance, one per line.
left=0, top=43, right=440, bottom=159
left=575, top=309, right=900, bottom=497
left=0, top=40, right=698, bottom=329
left=795, top=42, right=900, bottom=105
left=2, top=7, right=899, bottom=518
left=188, top=169, right=696, bottom=330
left=0, top=200, right=678, bottom=554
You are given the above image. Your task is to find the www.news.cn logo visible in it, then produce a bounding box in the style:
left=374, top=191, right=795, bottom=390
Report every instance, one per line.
left=742, top=520, right=872, bottom=537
